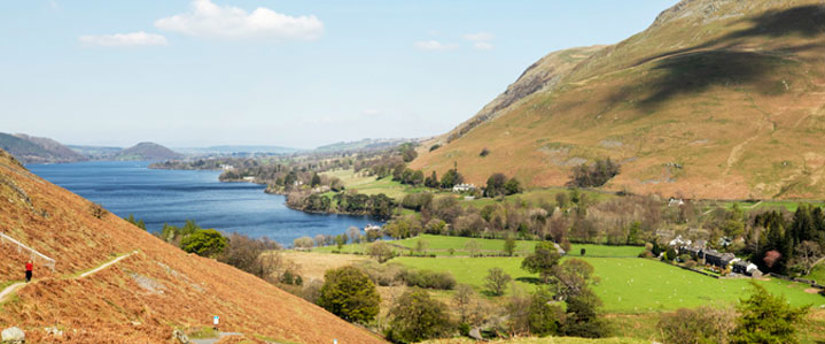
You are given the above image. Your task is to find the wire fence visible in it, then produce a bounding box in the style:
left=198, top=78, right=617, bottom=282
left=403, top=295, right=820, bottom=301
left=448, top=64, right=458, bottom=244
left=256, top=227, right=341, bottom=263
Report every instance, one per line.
left=0, top=232, right=56, bottom=271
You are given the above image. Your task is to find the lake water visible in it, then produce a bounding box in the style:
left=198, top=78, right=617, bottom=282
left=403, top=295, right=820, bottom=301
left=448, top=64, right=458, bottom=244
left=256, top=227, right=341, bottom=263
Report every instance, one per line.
left=27, top=161, right=378, bottom=245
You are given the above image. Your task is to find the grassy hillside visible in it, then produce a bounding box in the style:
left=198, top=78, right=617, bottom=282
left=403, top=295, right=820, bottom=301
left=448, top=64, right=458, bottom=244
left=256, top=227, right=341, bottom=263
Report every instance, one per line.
left=413, top=0, right=825, bottom=199
left=0, top=149, right=385, bottom=344
left=115, top=142, right=183, bottom=161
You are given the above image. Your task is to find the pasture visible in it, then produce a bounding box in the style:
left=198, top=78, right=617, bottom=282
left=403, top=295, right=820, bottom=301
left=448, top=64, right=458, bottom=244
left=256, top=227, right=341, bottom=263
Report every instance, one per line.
left=393, top=256, right=825, bottom=313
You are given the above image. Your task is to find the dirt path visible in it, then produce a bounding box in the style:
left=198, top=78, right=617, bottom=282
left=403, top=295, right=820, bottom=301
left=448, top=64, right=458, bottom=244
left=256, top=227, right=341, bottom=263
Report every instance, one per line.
left=190, top=332, right=245, bottom=344
left=0, top=251, right=138, bottom=303
left=79, top=251, right=138, bottom=278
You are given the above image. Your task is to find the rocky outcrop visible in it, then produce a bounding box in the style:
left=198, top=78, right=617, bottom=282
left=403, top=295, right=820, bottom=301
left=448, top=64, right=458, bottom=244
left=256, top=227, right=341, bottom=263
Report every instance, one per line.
left=1, top=327, right=25, bottom=344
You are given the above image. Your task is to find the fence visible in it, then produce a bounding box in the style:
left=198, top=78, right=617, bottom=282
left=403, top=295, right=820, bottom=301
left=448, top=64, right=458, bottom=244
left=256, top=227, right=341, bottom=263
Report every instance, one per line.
left=0, top=232, right=56, bottom=271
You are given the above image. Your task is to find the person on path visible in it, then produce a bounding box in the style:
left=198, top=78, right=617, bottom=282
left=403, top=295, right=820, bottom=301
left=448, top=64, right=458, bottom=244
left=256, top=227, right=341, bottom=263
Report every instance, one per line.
left=25, top=260, right=33, bottom=282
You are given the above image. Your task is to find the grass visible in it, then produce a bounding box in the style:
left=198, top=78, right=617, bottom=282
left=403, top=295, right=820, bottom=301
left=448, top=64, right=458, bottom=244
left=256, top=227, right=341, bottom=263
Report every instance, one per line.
left=713, top=200, right=824, bottom=212
left=392, top=256, right=825, bottom=313
left=322, top=169, right=439, bottom=200
left=421, top=337, right=647, bottom=344
left=313, top=234, right=643, bottom=257
left=809, top=264, right=825, bottom=284
left=187, top=326, right=218, bottom=339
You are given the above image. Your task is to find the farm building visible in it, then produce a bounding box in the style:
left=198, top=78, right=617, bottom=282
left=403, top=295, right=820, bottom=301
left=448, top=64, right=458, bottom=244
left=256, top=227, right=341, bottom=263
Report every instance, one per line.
left=702, top=249, right=736, bottom=269
left=452, top=183, right=476, bottom=193
left=732, top=260, right=762, bottom=276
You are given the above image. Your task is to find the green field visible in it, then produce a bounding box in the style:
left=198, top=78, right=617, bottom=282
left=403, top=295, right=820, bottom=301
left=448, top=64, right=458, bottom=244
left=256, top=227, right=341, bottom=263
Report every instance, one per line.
left=810, top=264, right=825, bottom=284
left=421, top=338, right=646, bottom=344
left=393, top=256, right=825, bottom=313
left=313, top=234, right=643, bottom=258
left=713, top=200, right=824, bottom=212
left=321, top=169, right=437, bottom=200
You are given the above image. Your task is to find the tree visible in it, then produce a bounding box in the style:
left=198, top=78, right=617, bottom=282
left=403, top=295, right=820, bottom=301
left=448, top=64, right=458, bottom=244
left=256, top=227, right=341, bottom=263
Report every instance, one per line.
left=366, top=241, right=394, bottom=263
left=484, top=267, right=512, bottom=296
left=453, top=284, right=475, bottom=323
left=316, top=266, right=380, bottom=324
left=521, top=242, right=562, bottom=283
left=440, top=169, right=464, bottom=189
left=386, top=289, right=452, bottom=343
left=561, top=288, right=609, bottom=338
left=180, top=229, right=227, bottom=258
left=795, top=240, right=821, bottom=275
left=485, top=173, right=508, bottom=197
left=731, top=282, right=809, bottom=344
left=293, top=236, right=315, bottom=250
left=527, top=288, right=564, bottom=336
left=465, top=240, right=481, bottom=257
left=425, top=171, right=439, bottom=188
left=504, top=178, right=522, bottom=195
left=503, top=234, right=517, bottom=256
left=570, top=158, right=620, bottom=187
left=310, top=172, right=322, bottom=187
left=219, top=233, right=282, bottom=281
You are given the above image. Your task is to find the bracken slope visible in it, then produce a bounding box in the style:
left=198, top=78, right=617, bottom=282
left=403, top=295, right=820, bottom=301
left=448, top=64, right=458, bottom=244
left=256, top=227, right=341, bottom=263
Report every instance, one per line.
left=0, top=149, right=386, bottom=344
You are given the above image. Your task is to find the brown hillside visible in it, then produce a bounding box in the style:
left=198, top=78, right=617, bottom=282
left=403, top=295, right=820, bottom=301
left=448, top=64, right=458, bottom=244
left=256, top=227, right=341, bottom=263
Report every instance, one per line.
left=0, top=149, right=386, bottom=344
left=413, top=0, right=825, bottom=200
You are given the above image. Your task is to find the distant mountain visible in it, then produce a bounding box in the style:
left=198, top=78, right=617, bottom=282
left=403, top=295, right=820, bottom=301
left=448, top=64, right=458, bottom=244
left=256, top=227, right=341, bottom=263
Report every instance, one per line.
left=175, top=145, right=301, bottom=155
left=68, top=145, right=123, bottom=159
left=315, top=138, right=414, bottom=153
left=0, top=133, right=87, bottom=164
left=413, top=0, right=825, bottom=199
left=114, top=142, right=183, bottom=161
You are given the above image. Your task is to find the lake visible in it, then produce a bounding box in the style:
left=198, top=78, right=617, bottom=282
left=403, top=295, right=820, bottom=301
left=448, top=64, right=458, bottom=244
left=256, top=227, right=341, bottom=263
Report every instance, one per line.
left=27, top=161, right=379, bottom=245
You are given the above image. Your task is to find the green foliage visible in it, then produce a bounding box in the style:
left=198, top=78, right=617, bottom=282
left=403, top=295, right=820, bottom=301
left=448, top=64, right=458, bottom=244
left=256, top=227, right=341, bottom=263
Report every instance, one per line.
left=527, top=288, right=564, bottom=336
left=386, top=289, right=453, bottom=343
left=398, top=268, right=456, bottom=290
left=366, top=241, right=394, bottom=263
left=485, top=173, right=522, bottom=197
left=180, top=229, right=228, bottom=258
left=521, top=242, right=562, bottom=282
left=570, top=158, right=620, bottom=188
left=124, top=214, right=146, bottom=230
left=484, top=267, right=511, bottom=296
left=317, top=266, right=380, bottom=324
left=440, top=169, right=464, bottom=189
left=658, top=306, right=736, bottom=344
left=731, top=282, right=809, bottom=344
left=504, top=235, right=517, bottom=256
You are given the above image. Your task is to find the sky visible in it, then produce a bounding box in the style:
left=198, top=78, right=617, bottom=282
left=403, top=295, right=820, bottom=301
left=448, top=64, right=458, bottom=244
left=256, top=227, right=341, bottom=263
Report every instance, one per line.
left=0, top=0, right=678, bottom=149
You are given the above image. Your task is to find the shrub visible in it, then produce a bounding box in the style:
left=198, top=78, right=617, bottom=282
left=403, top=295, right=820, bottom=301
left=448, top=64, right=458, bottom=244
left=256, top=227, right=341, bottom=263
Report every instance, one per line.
left=317, top=266, right=380, bottom=324
left=398, top=269, right=456, bottom=290
left=180, top=229, right=228, bottom=258
left=90, top=203, right=108, bottom=219
left=659, top=306, right=736, bottom=344
left=569, top=158, right=620, bottom=187
left=429, top=144, right=441, bottom=152
left=293, top=236, right=315, bottom=250
left=479, top=148, right=490, bottom=157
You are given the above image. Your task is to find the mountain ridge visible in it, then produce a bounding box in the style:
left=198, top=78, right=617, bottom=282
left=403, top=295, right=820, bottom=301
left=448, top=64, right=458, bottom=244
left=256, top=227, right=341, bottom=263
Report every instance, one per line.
left=412, top=0, right=825, bottom=200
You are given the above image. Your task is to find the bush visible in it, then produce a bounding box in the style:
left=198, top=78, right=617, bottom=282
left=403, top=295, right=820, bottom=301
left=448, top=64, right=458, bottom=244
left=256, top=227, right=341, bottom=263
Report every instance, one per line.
left=317, top=266, right=380, bottom=324
left=570, top=158, right=620, bottom=187
left=293, top=236, right=315, bottom=250
left=659, top=306, right=736, bottom=344
left=219, top=233, right=282, bottom=280
left=479, top=148, right=490, bottom=157
left=484, top=267, right=511, bottom=296
left=90, top=203, right=108, bottom=219
left=367, top=241, right=394, bottom=263
left=398, top=269, right=456, bottom=290
left=180, top=229, right=228, bottom=258
left=429, top=144, right=441, bottom=152
left=386, top=289, right=453, bottom=343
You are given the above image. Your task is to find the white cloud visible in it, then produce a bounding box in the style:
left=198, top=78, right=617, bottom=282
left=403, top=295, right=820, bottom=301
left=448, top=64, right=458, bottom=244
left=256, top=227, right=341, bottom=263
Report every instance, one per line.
left=463, top=32, right=494, bottom=50
left=78, top=31, right=168, bottom=47
left=154, top=0, right=324, bottom=40
left=362, top=109, right=381, bottom=116
left=48, top=0, right=60, bottom=11
left=414, top=40, right=457, bottom=51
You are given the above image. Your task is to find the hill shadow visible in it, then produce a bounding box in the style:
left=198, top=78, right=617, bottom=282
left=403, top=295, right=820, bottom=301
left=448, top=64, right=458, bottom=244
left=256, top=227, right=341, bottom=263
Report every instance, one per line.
left=623, top=5, right=825, bottom=109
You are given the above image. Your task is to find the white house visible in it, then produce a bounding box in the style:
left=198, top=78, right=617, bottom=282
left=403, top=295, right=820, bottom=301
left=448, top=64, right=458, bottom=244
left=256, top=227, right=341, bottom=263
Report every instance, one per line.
left=364, top=224, right=382, bottom=232
left=452, top=183, right=476, bottom=193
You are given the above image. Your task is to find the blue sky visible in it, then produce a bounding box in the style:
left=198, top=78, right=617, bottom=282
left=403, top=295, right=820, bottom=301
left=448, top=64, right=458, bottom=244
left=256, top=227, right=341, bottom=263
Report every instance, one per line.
left=0, top=0, right=678, bottom=149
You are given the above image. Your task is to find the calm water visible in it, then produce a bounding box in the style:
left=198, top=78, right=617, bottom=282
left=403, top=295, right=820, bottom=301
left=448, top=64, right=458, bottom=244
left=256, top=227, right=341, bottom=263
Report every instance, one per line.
left=27, top=161, right=378, bottom=245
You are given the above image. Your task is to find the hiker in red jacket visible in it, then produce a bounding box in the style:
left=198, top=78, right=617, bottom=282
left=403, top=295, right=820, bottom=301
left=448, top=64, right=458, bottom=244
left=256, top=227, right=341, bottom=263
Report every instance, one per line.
left=25, top=260, right=33, bottom=283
